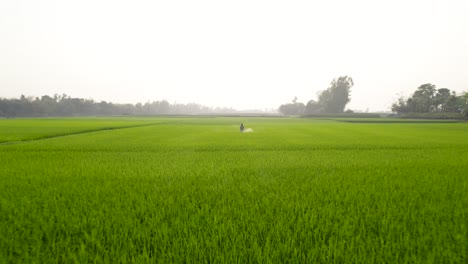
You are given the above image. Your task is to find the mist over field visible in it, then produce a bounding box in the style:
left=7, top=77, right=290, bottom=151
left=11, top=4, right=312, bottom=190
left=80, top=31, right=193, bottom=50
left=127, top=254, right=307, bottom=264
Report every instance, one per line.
left=1, top=0, right=468, bottom=112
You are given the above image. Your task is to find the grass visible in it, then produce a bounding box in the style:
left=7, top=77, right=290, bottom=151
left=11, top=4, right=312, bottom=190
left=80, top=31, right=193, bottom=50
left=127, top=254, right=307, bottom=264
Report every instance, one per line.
left=0, top=117, right=466, bottom=263
left=0, top=117, right=158, bottom=143
left=328, top=117, right=462, bottom=123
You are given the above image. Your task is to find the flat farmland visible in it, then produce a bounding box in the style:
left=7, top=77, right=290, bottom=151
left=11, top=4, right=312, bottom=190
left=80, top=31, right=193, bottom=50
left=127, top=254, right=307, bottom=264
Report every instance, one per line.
left=0, top=117, right=159, bottom=143
left=0, top=117, right=466, bottom=263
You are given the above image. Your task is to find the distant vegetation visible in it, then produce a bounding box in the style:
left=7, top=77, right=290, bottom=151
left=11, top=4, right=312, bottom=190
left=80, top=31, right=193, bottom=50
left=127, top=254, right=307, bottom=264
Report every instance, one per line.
left=279, top=76, right=354, bottom=115
left=0, top=94, right=236, bottom=117
left=391, top=83, right=468, bottom=119
left=279, top=78, right=468, bottom=119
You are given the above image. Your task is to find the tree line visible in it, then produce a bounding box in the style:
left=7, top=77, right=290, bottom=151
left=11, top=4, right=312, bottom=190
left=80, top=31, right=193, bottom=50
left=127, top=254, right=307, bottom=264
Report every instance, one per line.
left=0, top=94, right=236, bottom=117
left=279, top=78, right=468, bottom=118
left=279, top=76, right=354, bottom=115
left=391, top=83, right=468, bottom=116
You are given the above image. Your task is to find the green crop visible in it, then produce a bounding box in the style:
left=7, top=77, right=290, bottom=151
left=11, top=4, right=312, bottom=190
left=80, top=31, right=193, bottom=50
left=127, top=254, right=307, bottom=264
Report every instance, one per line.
left=0, top=117, right=158, bottom=143
left=0, top=117, right=466, bottom=263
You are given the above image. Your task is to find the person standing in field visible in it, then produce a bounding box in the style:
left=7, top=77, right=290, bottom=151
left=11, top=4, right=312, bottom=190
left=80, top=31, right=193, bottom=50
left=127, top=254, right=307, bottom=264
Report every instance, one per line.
left=240, top=123, right=244, bottom=132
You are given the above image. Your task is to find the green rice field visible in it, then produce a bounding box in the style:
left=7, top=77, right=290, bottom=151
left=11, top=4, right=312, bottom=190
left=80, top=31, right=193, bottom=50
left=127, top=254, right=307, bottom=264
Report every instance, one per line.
left=0, top=117, right=466, bottom=263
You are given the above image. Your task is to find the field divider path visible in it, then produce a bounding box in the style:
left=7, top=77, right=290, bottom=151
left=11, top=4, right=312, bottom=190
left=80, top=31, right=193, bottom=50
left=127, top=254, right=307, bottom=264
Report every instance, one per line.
left=0, top=122, right=163, bottom=146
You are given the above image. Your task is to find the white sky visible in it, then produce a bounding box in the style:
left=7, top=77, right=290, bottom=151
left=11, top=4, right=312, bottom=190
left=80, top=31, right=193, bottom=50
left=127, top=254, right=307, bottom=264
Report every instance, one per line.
left=1, top=0, right=467, bottom=111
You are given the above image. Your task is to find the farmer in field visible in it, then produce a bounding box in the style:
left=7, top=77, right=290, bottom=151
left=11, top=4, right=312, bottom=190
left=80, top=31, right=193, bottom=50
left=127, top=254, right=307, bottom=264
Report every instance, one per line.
left=240, top=123, right=244, bottom=132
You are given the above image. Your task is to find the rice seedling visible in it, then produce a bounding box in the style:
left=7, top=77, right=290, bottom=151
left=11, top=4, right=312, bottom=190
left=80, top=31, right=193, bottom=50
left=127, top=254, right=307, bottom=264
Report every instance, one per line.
left=0, top=117, right=466, bottom=263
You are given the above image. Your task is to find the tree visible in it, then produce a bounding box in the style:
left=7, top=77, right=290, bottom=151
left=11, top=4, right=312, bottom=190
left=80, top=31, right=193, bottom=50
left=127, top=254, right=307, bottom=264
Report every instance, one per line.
left=317, top=76, right=353, bottom=113
left=392, top=84, right=467, bottom=116
left=278, top=97, right=305, bottom=115
left=443, top=94, right=461, bottom=113
left=434, top=88, right=451, bottom=112
left=411, top=83, right=437, bottom=112
left=304, top=100, right=322, bottom=114
left=462, top=92, right=468, bottom=117
left=0, top=94, right=232, bottom=117
left=391, top=97, right=409, bottom=113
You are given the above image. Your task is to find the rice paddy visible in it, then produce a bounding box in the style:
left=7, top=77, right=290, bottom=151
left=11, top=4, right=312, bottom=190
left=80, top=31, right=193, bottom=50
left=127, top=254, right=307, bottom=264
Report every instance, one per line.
left=0, top=117, right=466, bottom=263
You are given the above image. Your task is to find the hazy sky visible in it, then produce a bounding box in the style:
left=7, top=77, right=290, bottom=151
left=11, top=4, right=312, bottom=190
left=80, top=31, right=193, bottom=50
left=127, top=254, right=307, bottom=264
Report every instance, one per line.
left=1, top=0, right=467, bottom=111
